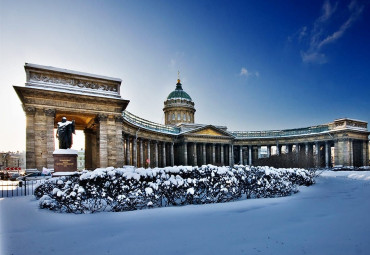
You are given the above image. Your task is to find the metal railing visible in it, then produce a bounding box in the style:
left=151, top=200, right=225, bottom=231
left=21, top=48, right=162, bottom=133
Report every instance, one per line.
left=231, top=125, right=330, bottom=138
left=0, top=179, right=46, bottom=198
left=122, top=111, right=180, bottom=134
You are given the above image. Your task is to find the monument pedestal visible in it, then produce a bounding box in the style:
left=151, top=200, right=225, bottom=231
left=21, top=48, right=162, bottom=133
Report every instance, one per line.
left=53, top=149, right=78, bottom=172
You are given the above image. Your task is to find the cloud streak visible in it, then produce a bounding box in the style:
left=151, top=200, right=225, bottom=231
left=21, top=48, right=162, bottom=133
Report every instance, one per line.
left=299, top=0, right=364, bottom=64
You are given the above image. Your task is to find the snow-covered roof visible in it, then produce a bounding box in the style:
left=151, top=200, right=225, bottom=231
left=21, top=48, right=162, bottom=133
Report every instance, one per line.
left=25, top=63, right=122, bottom=82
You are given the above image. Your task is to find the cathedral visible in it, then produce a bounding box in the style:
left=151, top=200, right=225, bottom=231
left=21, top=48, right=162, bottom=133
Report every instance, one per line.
left=14, top=63, right=369, bottom=170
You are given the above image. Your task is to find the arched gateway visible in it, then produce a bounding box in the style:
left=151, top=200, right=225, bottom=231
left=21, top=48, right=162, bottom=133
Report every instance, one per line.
left=14, top=64, right=369, bottom=170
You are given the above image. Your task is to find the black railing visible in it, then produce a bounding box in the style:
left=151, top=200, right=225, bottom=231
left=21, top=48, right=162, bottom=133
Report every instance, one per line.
left=0, top=179, right=46, bottom=198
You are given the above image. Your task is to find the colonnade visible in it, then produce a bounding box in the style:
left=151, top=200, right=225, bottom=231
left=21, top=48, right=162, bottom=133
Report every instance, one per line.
left=121, top=138, right=237, bottom=167
left=174, top=142, right=234, bottom=167
left=118, top=135, right=368, bottom=168
left=234, top=139, right=368, bottom=168
left=122, top=134, right=175, bottom=168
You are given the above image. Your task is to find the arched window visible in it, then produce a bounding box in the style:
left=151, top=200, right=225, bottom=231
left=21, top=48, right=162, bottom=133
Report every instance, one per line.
left=177, top=113, right=180, bottom=120
left=183, top=113, right=186, bottom=121
left=172, top=113, right=175, bottom=120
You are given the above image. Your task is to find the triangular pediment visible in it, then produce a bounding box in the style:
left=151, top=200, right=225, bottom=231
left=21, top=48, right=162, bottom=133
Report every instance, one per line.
left=186, top=125, right=232, bottom=137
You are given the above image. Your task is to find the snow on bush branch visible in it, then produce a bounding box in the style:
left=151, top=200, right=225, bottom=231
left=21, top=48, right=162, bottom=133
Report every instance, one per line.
left=35, top=165, right=315, bottom=213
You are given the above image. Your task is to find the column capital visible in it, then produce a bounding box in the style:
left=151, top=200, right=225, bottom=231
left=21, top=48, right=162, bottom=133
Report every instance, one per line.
left=44, top=108, right=56, bottom=117
left=115, top=115, right=124, bottom=123
left=23, top=106, right=36, bottom=116
left=97, top=114, right=108, bottom=122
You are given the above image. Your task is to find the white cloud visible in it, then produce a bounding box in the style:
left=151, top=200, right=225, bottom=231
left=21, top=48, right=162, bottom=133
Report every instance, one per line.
left=240, top=67, right=259, bottom=78
left=301, top=51, right=327, bottom=64
left=240, top=67, right=249, bottom=76
left=298, top=26, right=308, bottom=41
left=299, top=0, right=364, bottom=64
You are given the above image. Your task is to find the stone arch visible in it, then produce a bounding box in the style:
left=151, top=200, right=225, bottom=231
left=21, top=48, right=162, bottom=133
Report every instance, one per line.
left=14, top=64, right=129, bottom=170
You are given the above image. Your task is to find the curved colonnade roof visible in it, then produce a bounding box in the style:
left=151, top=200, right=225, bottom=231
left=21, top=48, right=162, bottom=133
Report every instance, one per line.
left=122, top=110, right=330, bottom=138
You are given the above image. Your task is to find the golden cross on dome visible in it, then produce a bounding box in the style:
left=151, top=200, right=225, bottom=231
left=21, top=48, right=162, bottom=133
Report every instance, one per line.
left=177, top=70, right=181, bottom=83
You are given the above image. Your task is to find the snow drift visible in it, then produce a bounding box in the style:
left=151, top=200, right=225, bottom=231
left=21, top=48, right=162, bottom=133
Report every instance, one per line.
left=34, top=165, right=315, bottom=213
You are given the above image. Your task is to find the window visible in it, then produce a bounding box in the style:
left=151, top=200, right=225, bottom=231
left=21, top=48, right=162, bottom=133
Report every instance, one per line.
left=177, top=114, right=180, bottom=120
left=172, top=113, right=175, bottom=120
left=183, top=114, right=186, bottom=121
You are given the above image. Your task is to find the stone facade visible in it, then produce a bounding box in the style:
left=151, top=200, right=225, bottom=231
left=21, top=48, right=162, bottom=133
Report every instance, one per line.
left=14, top=64, right=369, bottom=170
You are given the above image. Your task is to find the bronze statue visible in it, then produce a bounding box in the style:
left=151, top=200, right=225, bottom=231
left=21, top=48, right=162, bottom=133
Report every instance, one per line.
left=56, top=117, right=75, bottom=149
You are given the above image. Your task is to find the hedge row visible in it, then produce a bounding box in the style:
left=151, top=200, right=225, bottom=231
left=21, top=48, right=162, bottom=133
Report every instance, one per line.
left=35, top=165, right=315, bottom=213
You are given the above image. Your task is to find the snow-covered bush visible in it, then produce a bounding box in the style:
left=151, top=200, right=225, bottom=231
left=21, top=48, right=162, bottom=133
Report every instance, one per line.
left=34, top=165, right=315, bottom=213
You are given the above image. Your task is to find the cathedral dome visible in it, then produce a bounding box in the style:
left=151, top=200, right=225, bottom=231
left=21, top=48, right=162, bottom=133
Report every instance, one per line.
left=167, top=80, right=192, bottom=101
left=163, top=78, right=195, bottom=125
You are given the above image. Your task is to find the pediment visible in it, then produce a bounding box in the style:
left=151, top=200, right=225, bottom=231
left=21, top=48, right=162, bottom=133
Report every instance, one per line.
left=187, top=125, right=232, bottom=137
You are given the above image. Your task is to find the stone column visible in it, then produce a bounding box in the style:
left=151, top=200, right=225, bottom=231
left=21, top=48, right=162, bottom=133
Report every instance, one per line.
left=239, top=146, right=243, bottom=165
left=106, top=116, right=116, bottom=167
left=126, top=136, right=131, bottom=165
left=293, top=144, right=298, bottom=153
left=147, top=140, right=151, bottom=168
left=315, top=142, right=320, bottom=167
left=325, top=141, right=329, bottom=168
left=84, top=129, right=93, bottom=170
left=276, top=142, right=280, bottom=156
left=257, top=146, right=262, bottom=159
left=229, top=145, right=233, bottom=166
left=133, top=138, right=137, bottom=167
left=212, top=144, right=216, bottom=165
left=193, top=143, right=197, bottom=166
left=184, top=142, right=188, bottom=166
left=220, top=144, right=224, bottom=166
left=349, top=139, right=353, bottom=167
left=171, top=142, right=174, bottom=167
left=267, top=145, right=271, bottom=158
left=44, top=109, right=55, bottom=169
left=97, top=114, right=108, bottom=168
left=115, top=116, right=124, bottom=168
left=34, top=108, right=47, bottom=170
left=249, top=146, right=252, bottom=165
left=91, top=130, right=98, bottom=169
left=203, top=143, right=207, bottom=165
left=363, top=140, right=369, bottom=166
left=162, top=142, right=166, bottom=167
left=155, top=141, right=158, bottom=167
left=286, top=145, right=290, bottom=153
left=24, top=106, right=36, bottom=169
left=335, top=138, right=353, bottom=167
left=140, top=139, right=144, bottom=167
left=305, top=143, right=309, bottom=156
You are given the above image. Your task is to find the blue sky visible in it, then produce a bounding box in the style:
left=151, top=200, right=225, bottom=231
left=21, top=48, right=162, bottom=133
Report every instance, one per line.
left=1, top=0, right=369, bottom=151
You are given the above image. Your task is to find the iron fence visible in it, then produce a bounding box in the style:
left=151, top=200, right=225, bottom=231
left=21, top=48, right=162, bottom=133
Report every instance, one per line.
left=0, top=179, right=46, bottom=198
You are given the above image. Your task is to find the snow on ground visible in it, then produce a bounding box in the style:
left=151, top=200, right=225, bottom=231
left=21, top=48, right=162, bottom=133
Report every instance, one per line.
left=1, top=170, right=370, bottom=255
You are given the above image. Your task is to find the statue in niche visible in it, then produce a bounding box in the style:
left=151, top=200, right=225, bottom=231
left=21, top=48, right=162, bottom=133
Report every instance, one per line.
left=56, top=117, right=75, bottom=149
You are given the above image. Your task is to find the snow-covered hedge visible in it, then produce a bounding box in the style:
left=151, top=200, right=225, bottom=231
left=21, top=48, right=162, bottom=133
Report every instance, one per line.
left=35, top=165, right=315, bottom=213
